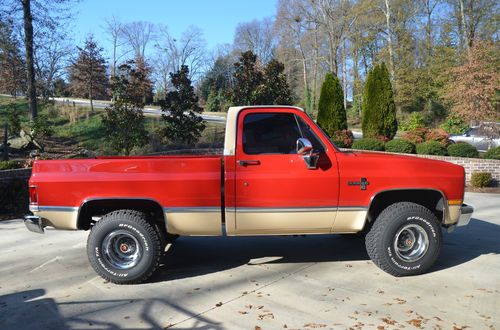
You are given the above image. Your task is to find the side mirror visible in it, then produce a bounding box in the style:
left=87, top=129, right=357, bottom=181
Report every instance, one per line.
left=296, top=138, right=313, bottom=155
left=296, top=138, right=319, bottom=170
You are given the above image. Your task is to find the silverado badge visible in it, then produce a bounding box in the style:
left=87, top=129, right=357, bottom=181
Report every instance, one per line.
left=348, top=177, right=370, bottom=190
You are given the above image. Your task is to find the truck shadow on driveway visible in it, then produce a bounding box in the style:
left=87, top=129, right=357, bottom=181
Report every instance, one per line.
left=153, top=218, right=499, bottom=282
left=152, top=233, right=369, bottom=282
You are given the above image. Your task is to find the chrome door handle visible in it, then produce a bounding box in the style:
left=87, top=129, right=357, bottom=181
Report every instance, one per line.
left=238, top=160, right=261, bottom=166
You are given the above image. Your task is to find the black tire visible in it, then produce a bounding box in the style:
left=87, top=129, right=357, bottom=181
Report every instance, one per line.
left=365, top=202, right=442, bottom=276
left=87, top=209, right=162, bottom=284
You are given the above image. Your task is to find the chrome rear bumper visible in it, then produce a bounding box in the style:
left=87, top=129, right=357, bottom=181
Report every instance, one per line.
left=24, top=215, right=45, bottom=234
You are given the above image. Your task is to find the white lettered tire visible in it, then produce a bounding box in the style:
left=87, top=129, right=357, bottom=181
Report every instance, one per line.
left=87, top=209, right=162, bottom=284
left=365, top=202, right=442, bottom=276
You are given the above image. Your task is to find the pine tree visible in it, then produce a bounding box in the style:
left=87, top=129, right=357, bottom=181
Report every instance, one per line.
left=68, top=36, right=108, bottom=112
left=102, top=63, right=148, bottom=156
left=255, top=59, right=293, bottom=105
left=160, top=65, right=205, bottom=144
left=362, top=63, right=397, bottom=139
left=317, top=73, right=347, bottom=136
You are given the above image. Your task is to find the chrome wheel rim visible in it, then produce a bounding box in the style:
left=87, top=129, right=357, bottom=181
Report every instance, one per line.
left=393, top=224, right=429, bottom=262
left=102, top=230, right=141, bottom=269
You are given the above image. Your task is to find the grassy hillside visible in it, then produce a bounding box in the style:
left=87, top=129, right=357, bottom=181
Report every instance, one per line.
left=0, top=96, right=225, bottom=156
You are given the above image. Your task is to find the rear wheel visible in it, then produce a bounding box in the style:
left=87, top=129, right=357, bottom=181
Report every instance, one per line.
left=87, top=209, right=162, bottom=284
left=365, top=202, right=442, bottom=276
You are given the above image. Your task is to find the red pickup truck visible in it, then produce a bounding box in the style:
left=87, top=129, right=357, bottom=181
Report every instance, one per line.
left=25, top=106, right=473, bottom=284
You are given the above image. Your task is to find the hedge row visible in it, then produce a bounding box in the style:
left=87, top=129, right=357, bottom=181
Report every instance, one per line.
left=345, top=138, right=500, bottom=158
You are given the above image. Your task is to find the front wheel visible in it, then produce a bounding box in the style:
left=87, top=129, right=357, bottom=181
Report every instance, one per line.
left=365, top=202, right=442, bottom=276
left=87, top=209, right=163, bottom=284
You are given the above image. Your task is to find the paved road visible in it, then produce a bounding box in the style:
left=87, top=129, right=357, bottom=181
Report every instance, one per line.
left=0, top=193, right=498, bottom=329
left=52, top=97, right=227, bottom=123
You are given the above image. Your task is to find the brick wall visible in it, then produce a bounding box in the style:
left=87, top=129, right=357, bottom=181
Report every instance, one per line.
left=341, top=148, right=500, bottom=186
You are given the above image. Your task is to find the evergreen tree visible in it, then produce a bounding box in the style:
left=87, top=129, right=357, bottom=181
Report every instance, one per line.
left=317, top=72, right=347, bottom=136
left=232, top=51, right=263, bottom=105
left=362, top=63, right=397, bottom=139
left=68, top=35, right=108, bottom=112
left=102, top=64, right=148, bottom=155
left=159, top=65, right=205, bottom=144
left=255, top=59, right=293, bottom=105
left=130, top=56, right=154, bottom=105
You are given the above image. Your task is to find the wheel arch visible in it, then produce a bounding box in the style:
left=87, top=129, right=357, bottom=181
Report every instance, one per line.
left=77, top=198, right=166, bottom=231
left=366, top=188, right=447, bottom=224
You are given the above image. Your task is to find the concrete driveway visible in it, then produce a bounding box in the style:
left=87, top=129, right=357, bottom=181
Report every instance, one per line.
left=1, top=192, right=498, bottom=329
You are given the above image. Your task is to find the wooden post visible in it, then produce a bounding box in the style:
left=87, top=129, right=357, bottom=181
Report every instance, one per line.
left=3, top=124, right=8, bottom=161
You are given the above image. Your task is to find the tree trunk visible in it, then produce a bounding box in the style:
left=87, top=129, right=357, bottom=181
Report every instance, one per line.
left=459, top=0, right=469, bottom=52
left=312, top=24, right=320, bottom=112
left=22, top=0, right=37, bottom=119
left=342, top=40, right=348, bottom=111
left=384, top=0, right=395, bottom=81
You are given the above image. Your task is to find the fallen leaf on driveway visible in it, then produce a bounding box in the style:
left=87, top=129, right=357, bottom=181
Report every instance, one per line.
left=303, top=323, right=327, bottom=328
left=238, top=310, right=248, bottom=315
left=255, top=326, right=262, bottom=330
left=215, top=302, right=222, bottom=307
left=381, top=317, right=396, bottom=325
left=394, top=298, right=407, bottom=304
left=258, top=313, right=274, bottom=320
left=407, top=319, right=422, bottom=328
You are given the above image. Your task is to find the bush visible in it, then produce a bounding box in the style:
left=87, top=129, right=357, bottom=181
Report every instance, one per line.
left=484, top=146, right=500, bottom=160
left=399, top=112, right=426, bottom=132
left=416, top=141, right=447, bottom=156
left=402, top=128, right=428, bottom=144
left=30, top=114, right=54, bottom=140
left=470, top=172, right=492, bottom=188
left=352, top=138, right=385, bottom=151
left=425, top=128, right=450, bottom=146
left=440, top=114, right=469, bottom=134
left=403, top=128, right=450, bottom=146
left=0, top=160, right=22, bottom=170
left=331, top=130, right=354, bottom=148
left=447, top=143, right=479, bottom=158
left=385, top=139, right=416, bottom=154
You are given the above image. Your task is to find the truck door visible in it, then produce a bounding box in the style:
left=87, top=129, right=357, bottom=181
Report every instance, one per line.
left=234, top=108, right=340, bottom=234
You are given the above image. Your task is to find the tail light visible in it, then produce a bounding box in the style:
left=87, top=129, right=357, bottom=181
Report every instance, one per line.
left=29, top=185, right=38, bottom=205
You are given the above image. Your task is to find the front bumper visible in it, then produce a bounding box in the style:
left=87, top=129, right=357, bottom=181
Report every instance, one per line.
left=24, top=215, right=45, bottom=234
left=457, top=204, right=474, bottom=227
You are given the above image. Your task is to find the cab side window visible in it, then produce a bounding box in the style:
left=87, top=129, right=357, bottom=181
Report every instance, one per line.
left=243, top=113, right=301, bottom=154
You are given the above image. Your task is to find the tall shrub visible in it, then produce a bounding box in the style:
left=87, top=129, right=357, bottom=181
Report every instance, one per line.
left=317, top=73, right=347, bottom=136
left=362, top=63, right=397, bottom=139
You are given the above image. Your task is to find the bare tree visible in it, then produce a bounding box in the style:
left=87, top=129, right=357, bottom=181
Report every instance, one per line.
left=316, top=0, right=357, bottom=75
left=120, top=21, right=156, bottom=59
left=233, top=17, right=277, bottom=63
left=104, top=16, right=129, bottom=79
left=33, top=29, right=72, bottom=97
left=155, top=25, right=207, bottom=83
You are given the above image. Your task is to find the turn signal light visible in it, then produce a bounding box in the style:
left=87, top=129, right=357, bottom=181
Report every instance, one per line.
left=29, top=186, right=38, bottom=204
left=448, top=199, right=462, bottom=206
